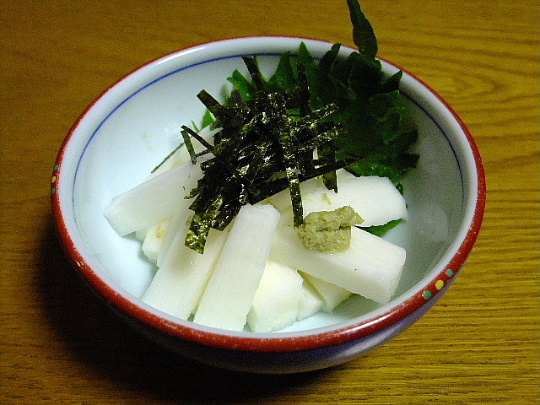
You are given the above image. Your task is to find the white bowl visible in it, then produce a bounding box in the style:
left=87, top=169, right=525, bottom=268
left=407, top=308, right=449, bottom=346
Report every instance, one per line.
left=51, top=36, right=486, bottom=374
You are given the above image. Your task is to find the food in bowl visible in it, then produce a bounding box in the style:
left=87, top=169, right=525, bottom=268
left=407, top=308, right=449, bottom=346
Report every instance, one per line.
left=51, top=0, right=485, bottom=373
left=103, top=3, right=417, bottom=333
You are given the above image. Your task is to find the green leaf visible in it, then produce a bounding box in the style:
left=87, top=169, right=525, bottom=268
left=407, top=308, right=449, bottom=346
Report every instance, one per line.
left=367, top=90, right=408, bottom=144
left=227, top=69, right=256, bottom=101
left=346, top=0, right=378, bottom=58
left=312, top=43, right=341, bottom=109
left=363, top=219, right=402, bottom=236
left=380, top=70, right=403, bottom=93
left=268, top=52, right=296, bottom=91
left=298, top=42, right=319, bottom=82
left=201, top=109, right=216, bottom=128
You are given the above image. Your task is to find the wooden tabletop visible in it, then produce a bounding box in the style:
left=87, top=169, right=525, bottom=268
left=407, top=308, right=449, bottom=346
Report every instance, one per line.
left=1, top=0, right=538, bottom=403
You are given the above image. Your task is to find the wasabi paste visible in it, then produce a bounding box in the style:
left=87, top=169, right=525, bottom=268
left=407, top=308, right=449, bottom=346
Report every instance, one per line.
left=297, top=206, right=364, bottom=253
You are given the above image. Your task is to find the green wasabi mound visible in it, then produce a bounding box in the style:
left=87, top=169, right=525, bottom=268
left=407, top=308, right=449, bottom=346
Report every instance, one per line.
left=297, top=206, right=364, bottom=253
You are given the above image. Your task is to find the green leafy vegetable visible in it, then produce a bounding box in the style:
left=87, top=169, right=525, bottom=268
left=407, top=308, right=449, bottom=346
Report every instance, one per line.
left=362, top=219, right=402, bottom=237
left=346, top=0, right=378, bottom=58
left=180, top=0, right=418, bottom=252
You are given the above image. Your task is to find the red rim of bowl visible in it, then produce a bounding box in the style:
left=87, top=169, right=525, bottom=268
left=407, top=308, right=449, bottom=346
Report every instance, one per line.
left=51, top=36, right=486, bottom=353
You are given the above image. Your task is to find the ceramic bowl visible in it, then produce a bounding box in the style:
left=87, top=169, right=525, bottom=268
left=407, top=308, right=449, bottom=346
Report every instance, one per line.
left=51, top=36, right=486, bottom=374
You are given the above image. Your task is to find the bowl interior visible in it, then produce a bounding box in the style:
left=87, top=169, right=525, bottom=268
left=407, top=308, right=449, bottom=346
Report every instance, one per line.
left=61, top=37, right=476, bottom=335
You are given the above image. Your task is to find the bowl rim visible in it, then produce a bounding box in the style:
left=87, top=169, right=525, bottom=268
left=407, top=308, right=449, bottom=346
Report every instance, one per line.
left=51, top=36, right=486, bottom=353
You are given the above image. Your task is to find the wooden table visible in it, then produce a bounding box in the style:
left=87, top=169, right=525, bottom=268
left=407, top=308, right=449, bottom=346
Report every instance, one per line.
left=1, top=1, right=538, bottom=403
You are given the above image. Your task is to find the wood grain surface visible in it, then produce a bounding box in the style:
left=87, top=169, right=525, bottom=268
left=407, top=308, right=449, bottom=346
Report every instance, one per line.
left=1, top=0, right=538, bottom=404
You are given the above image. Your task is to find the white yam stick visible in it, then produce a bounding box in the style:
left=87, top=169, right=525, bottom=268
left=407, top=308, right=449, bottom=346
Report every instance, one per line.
left=265, top=169, right=356, bottom=212
left=193, top=204, right=281, bottom=331
left=270, top=222, right=406, bottom=304
left=141, top=227, right=228, bottom=320
left=266, top=177, right=321, bottom=212
left=296, top=281, right=324, bottom=321
left=156, top=207, right=192, bottom=269
left=104, top=160, right=202, bottom=235
left=141, top=219, right=170, bottom=263
left=277, top=176, right=407, bottom=227
left=301, top=273, right=352, bottom=312
left=247, top=261, right=303, bottom=333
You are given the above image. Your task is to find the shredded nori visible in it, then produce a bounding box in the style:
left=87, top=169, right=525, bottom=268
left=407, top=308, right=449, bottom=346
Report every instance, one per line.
left=180, top=128, right=197, bottom=164
left=181, top=59, right=360, bottom=252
